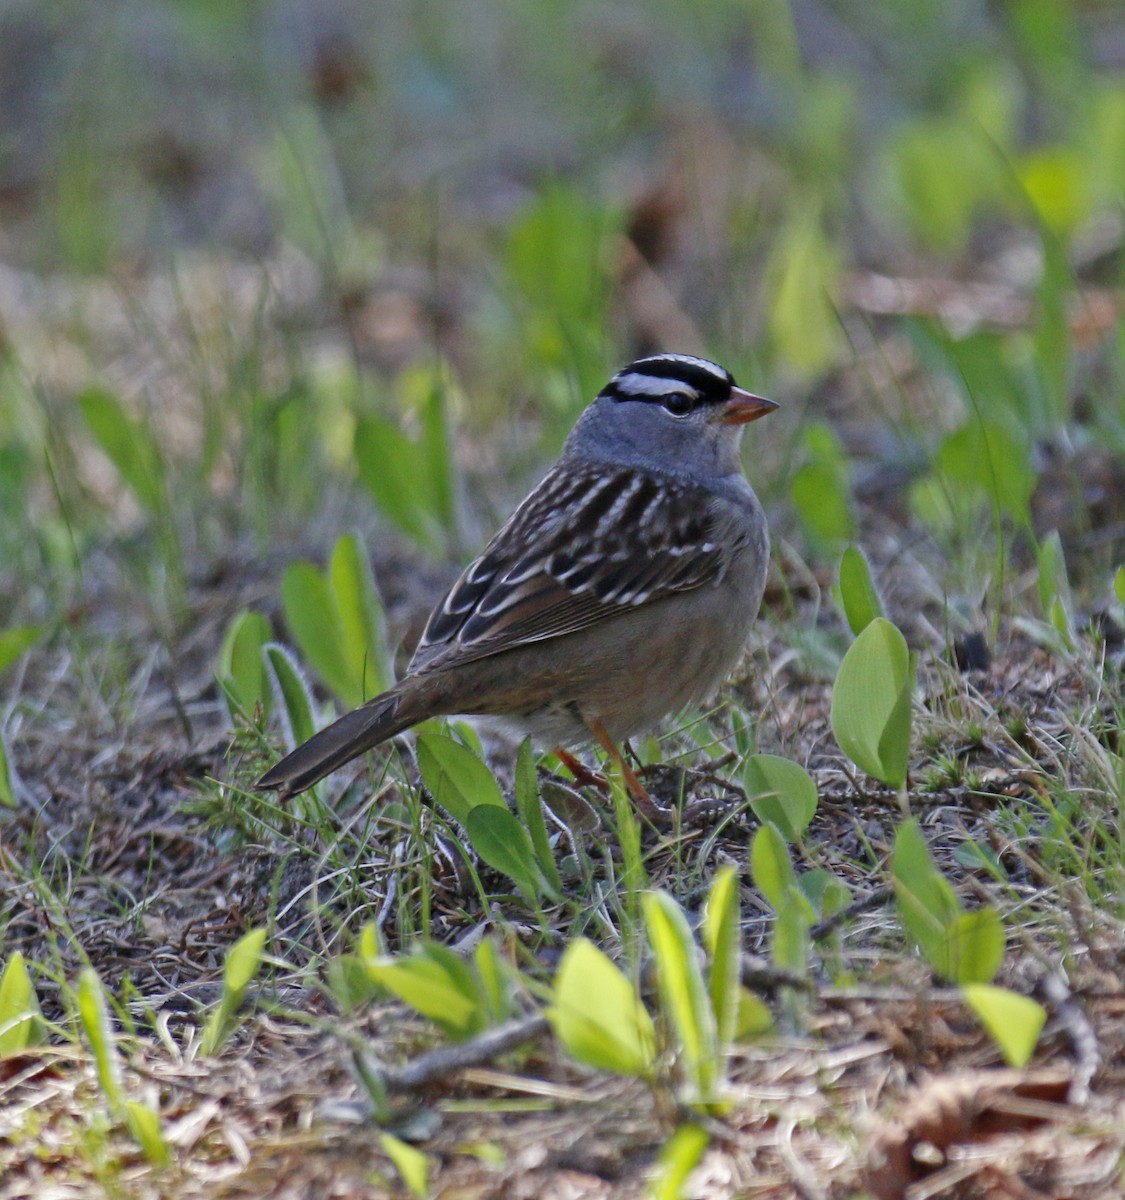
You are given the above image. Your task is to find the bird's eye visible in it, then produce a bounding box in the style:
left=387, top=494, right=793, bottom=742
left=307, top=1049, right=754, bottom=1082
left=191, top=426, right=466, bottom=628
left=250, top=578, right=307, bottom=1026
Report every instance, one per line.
left=661, top=393, right=694, bottom=417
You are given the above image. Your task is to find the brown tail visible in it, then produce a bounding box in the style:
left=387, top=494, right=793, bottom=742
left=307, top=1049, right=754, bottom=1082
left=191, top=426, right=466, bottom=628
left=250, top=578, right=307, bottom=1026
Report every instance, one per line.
left=256, top=686, right=415, bottom=798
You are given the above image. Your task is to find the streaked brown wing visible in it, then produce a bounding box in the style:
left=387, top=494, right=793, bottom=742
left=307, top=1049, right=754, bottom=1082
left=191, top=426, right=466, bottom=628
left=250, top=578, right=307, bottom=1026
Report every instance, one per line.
left=408, top=462, right=727, bottom=674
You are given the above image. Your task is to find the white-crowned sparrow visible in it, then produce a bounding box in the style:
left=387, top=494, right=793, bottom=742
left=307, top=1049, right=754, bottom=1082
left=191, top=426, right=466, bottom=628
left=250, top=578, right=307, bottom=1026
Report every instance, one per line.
left=257, top=353, right=776, bottom=802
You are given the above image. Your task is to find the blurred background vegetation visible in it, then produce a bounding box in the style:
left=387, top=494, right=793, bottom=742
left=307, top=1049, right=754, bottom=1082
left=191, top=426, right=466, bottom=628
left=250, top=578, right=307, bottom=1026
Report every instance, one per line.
left=0, top=0, right=1122, bottom=653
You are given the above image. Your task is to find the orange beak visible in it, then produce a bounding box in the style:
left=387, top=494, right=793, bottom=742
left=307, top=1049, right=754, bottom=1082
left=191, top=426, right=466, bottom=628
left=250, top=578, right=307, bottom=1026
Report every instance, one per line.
left=717, top=386, right=779, bottom=425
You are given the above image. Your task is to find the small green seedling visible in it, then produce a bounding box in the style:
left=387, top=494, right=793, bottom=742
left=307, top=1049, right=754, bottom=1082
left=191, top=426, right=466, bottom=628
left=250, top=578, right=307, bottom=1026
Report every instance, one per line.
left=199, top=927, right=268, bottom=1056
left=836, top=545, right=884, bottom=636
left=790, top=423, right=856, bottom=553
left=217, top=610, right=273, bottom=722
left=0, top=624, right=43, bottom=677
left=379, top=1132, right=430, bottom=1198
left=76, top=968, right=169, bottom=1165
left=743, top=754, right=818, bottom=842
left=415, top=731, right=507, bottom=826
left=651, top=1122, right=710, bottom=1200
left=892, top=820, right=1004, bottom=984
left=831, top=617, right=914, bottom=802
left=0, top=952, right=44, bottom=1056
left=263, top=643, right=319, bottom=749
left=962, top=983, right=1046, bottom=1068
left=548, top=938, right=656, bottom=1079
left=643, top=890, right=721, bottom=1108
left=353, top=371, right=457, bottom=555
left=281, top=532, right=392, bottom=708
left=361, top=934, right=517, bottom=1041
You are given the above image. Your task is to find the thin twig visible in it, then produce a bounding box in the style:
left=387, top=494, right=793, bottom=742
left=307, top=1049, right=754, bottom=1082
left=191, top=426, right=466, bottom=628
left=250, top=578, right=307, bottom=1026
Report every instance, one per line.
left=809, top=886, right=894, bottom=942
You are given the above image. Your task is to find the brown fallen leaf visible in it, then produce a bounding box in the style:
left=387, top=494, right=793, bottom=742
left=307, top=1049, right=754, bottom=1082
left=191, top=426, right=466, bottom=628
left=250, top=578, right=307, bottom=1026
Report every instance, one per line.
left=864, top=1067, right=1073, bottom=1200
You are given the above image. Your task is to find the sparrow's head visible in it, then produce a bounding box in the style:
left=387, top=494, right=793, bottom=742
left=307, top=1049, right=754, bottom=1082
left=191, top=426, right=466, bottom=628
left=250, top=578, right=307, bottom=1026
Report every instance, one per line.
left=568, top=353, right=777, bottom=475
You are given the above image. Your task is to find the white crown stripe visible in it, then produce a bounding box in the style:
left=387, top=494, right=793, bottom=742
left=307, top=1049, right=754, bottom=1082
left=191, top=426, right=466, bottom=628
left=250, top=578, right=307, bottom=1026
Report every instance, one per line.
left=613, top=372, right=697, bottom=397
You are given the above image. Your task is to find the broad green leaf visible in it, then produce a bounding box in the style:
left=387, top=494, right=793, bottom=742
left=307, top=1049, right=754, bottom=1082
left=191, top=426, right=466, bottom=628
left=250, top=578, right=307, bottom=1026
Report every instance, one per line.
left=76, top=968, right=124, bottom=1110
left=329, top=532, right=392, bottom=698
left=365, top=945, right=483, bottom=1040
left=0, top=952, right=44, bottom=1056
left=281, top=561, right=357, bottom=706
left=0, top=625, right=43, bottom=678
left=837, top=546, right=883, bottom=636
left=772, top=895, right=810, bottom=974
left=750, top=823, right=798, bottom=911
left=1036, top=532, right=1070, bottom=618
left=702, top=867, right=741, bottom=1050
left=799, top=869, right=851, bottom=922
left=466, top=806, right=552, bottom=903
left=940, top=908, right=1005, bottom=985
left=472, top=937, right=515, bottom=1027
left=549, top=939, right=655, bottom=1078
left=893, top=820, right=964, bottom=976
left=125, top=1101, right=170, bottom=1167
left=515, top=738, right=563, bottom=893
left=963, top=984, right=1047, bottom=1068
left=263, top=644, right=318, bottom=748
left=0, top=733, right=15, bottom=808
left=643, top=891, right=719, bottom=1102
left=218, top=611, right=272, bottom=720
left=765, top=207, right=842, bottom=375
left=416, top=732, right=506, bottom=826
left=380, top=1132, right=429, bottom=1198
left=652, top=1123, right=710, bottom=1200
left=830, top=618, right=913, bottom=789
left=79, top=388, right=167, bottom=516
left=1115, top=565, right=1125, bottom=606
left=735, top=989, right=774, bottom=1038
left=790, top=424, right=854, bottom=551
left=936, top=420, right=1036, bottom=527
left=200, top=927, right=267, bottom=1056
left=1018, top=145, right=1089, bottom=236
left=354, top=415, right=443, bottom=553
left=744, top=755, right=818, bottom=842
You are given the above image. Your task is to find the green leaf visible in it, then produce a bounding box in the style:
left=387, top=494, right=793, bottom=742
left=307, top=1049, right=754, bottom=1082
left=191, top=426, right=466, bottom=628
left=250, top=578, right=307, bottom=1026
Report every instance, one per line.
left=734, top=989, right=774, bottom=1038
left=354, top=415, right=443, bottom=553
left=893, top=820, right=973, bottom=980
left=0, top=733, right=15, bottom=809
left=1115, top=564, right=1125, bottom=607
left=790, top=423, right=855, bottom=552
left=416, top=732, right=506, bottom=826
left=217, top=611, right=272, bottom=720
left=744, top=754, right=818, bottom=842
left=837, top=546, right=883, bottom=636
left=549, top=939, right=655, bottom=1078
left=380, top=1132, right=429, bottom=1198
left=772, top=898, right=810, bottom=974
left=702, top=867, right=741, bottom=1051
left=515, top=738, right=563, bottom=894
left=125, top=1101, right=170, bottom=1167
left=200, top=927, right=267, bottom=1056
left=263, top=644, right=318, bottom=748
left=281, top=561, right=357, bottom=706
left=79, top=388, right=167, bottom=517
left=76, top=968, right=124, bottom=1111
left=962, top=984, right=1047, bottom=1068
left=830, top=617, right=913, bottom=789
left=941, top=907, right=1005, bottom=985
left=365, top=945, right=484, bottom=1040
left=329, top=532, right=392, bottom=698
left=643, top=891, right=719, bottom=1103
left=651, top=1123, right=710, bottom=1200
left=465, top=805, right=553, bottom=903
left=765, top=206, right=842, bottom=376
left=0, top=952, right=44, bottom=1056
left=750, top=823, right=798, bottom=911
left=0, top=625, right=44, bottom=678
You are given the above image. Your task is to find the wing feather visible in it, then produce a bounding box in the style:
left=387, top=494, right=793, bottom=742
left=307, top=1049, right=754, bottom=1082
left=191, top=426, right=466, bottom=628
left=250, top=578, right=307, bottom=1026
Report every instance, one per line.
left=409, top=462, right=730, bottom=673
